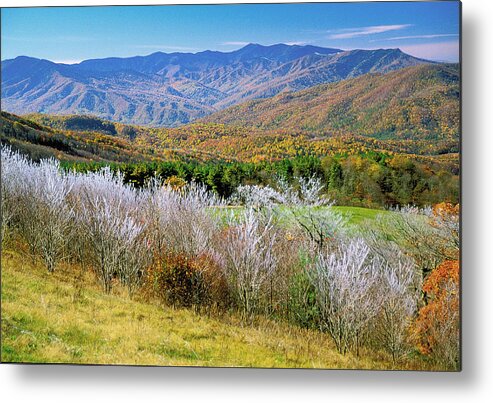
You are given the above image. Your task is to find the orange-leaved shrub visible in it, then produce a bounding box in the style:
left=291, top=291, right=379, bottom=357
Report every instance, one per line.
left=411, top=260, right=460, bottom=370
left=143, top=251, right=230, bottom=313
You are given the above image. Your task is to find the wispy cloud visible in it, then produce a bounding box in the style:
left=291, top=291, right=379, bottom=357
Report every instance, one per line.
left=380, top=33, right=459, bottom=41
left=399, top=41, right=459, bottom=62
left=328, top=24, right=412, bottom=39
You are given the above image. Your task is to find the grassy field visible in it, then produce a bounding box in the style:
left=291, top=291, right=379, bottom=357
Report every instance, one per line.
left=332, top=206, right=388, bottom=225
left=1, top=247, right=429, bottom=369
left=212, top=205, right=389, bottom=227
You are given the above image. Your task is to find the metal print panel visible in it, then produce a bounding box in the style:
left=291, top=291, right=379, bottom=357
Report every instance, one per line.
left=0, top=1, right=461, bottom=371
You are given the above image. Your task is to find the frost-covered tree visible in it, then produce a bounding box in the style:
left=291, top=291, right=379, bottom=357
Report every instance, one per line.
left=1, top=147, right=30, bottom=244
left=31, top=159, right=74, bottom=272
left=362, top=205, right=458, bottom=277
left=310, top=236, right=421, bottom=357
left=281, top=176, right=347, bottom=251
left=222, top=208, right=280, bottom=317
left=144, top=181, right=221, bottom=258
left=309, top=238, right=381, bottom=354
left=230, top=184, right=285, bottom=209
left=372, top=249, right=421, bottom=362
left=231, top=176, right=347, bottom=251
left=1, top=148, right=73, bottom=271
left=73, top=168, right=149, bottom=293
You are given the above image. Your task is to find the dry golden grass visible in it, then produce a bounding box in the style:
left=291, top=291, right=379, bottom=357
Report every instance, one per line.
left=1, top=248, right=431, bottom=369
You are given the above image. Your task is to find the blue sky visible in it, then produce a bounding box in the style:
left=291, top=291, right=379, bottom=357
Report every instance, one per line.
left=1, top=1, right=460, bottom=63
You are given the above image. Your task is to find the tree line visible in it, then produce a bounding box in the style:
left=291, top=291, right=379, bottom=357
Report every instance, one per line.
left=61, top=153, right=459, bottom=208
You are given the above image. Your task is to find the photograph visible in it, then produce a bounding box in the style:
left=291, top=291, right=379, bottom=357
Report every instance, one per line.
left=0, top=0, right=461, bottom=371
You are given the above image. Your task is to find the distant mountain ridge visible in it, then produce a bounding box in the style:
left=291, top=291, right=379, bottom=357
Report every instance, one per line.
left=1, top=43, right=432, bottom=127
left=204, top=64, right=459, bottom=140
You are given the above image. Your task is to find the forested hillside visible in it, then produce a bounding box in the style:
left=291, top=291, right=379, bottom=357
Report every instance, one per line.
left=205, top=64, right=459, bottom=140
left=0, top=112, right=458, bottom=208
left=0, top=111, right=187, bottom=163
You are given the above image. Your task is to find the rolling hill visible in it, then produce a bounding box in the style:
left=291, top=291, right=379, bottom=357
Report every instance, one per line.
left=2, top=248, right=431, bottom=369
left=203, top=64, right=460, bottom=140
left=0, top=111, right=216, bottom=163
left=1, top=110, right=459, bottom=175
left=1, top=62, right=458, bottom=168
left=1, top=44, right=431, bottom=127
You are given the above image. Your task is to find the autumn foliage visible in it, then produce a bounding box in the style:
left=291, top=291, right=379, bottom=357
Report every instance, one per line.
left=163, top=175, right=187, bottom=191
left=143, top=252, right=230, bottom=313
left=412, top=260, right=460, bottom=370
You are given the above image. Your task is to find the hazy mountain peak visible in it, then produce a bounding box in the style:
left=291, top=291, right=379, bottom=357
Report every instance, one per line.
left=2, top=45, right=433, bottom=127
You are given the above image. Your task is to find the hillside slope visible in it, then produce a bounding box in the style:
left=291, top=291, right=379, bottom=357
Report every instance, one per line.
left=1, top=249, right=430, bottom=369
left=1, top=111, right=459, bottom=172
left=204, top=64, right=459, bottom=140
left=0, top=111, right=162, bottom=163
left=1, top=44, right=431, bottom=127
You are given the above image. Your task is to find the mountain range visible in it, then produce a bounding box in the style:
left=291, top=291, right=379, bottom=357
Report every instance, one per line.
left=203, top=63, right=460, bottom=140
left=1, top=43, right=432, bottom=127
